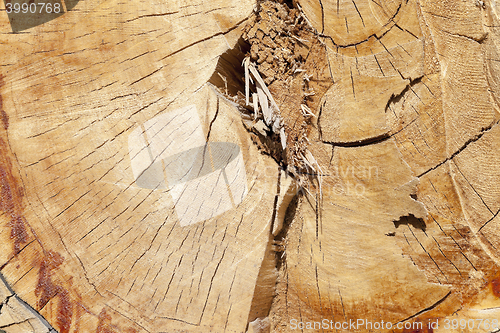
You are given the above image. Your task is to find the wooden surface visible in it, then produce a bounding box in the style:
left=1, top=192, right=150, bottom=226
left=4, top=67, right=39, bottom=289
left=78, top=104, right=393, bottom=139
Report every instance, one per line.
left=0, top=0, right=500, bottom=332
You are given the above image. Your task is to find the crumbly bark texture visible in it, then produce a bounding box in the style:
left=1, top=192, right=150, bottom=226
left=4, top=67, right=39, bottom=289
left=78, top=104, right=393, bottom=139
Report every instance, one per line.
left=242, top=1, right=332, bottom=181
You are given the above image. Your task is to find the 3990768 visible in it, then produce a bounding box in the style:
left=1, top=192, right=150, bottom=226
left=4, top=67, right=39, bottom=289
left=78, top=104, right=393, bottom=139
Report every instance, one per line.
left=5, top=2, right=62, bottom=14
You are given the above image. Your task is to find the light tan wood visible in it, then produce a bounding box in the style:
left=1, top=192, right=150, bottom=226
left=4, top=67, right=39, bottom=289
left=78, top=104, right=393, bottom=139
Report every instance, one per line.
left=1, top=0, right=500, bottom=332
left=268, top=0, right=500, bottom=331
left=0, top=1, right=279, bottom=332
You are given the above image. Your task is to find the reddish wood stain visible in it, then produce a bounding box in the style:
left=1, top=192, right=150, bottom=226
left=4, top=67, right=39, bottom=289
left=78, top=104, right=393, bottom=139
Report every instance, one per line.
left=1, top=110, right=8, bottom=130
left=0, top=74, right=27, bottom=254
left=0, top=74, right=140, bottom=333
left=0, top=74, right=76, bottom=333
left=34, top=250, right=77, bottom=333
left=96, top=309, right=117, bottom=333
left=491, top=277, right=500, bottom=297
left=35, top=250, right=64, bottom=309
left=57, top=289, right=73, bottom=333
left=0, top=142, right=28, bottom=254
left=0, top=75, right=7, bottom=130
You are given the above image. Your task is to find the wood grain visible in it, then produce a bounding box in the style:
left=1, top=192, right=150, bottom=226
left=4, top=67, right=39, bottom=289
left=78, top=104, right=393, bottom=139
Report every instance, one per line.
left=1, top=0, right=500, bottom=332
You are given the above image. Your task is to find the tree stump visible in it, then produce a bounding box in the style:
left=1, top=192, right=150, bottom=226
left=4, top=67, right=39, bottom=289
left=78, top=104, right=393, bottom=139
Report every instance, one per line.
left=0, top=0, right=500, bottom=332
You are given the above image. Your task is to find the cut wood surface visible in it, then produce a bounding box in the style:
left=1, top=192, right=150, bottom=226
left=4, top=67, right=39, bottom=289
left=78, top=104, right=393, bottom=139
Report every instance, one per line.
left=0, top=0, right=500, bottom=332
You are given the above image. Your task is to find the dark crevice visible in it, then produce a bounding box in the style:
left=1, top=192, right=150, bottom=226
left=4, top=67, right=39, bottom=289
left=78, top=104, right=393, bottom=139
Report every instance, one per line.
left=322, top=132, right=390, bottom=147
left=245, top=186, right=301, bottom=330
left=208, top=37, right=284, bottom=161
left=442, top=30, right=488, bottom=44
left=397, top=291, right=451, bottom=324
left=210, top=2, right=322, bottom=173
left=239, top=2, right=311, bottom=330
left=384, top=76, right=424, bottom=113
left=208, top=33, right=288, bottom=167
left=268, top=171, right=282, bottom=240
left=275, top=192, right=300, bottom=270
left=417, top=121, right=499, bottom=178
left=394, top=214, right=427, bottom=232
left=478, top=207, right=500, bottom=232
left=0, top=294, right=15, bottom=315
left=317, top=99, right=326, bottom=141
left=208, top=37, right=250, bottom=97
left=318, top=0, right=325, bottom=34
left=245, top=172, right=302, bottom=331
left=206, top=96, right=220, bottom=142
left=282, top=0, right=294, bottom=9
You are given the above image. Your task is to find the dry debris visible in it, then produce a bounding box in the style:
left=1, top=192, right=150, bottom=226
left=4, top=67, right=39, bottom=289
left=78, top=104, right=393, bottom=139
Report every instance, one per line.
left=244, top=1, right=310, bottom=86
left=240, top=0, right=333, bottom=191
